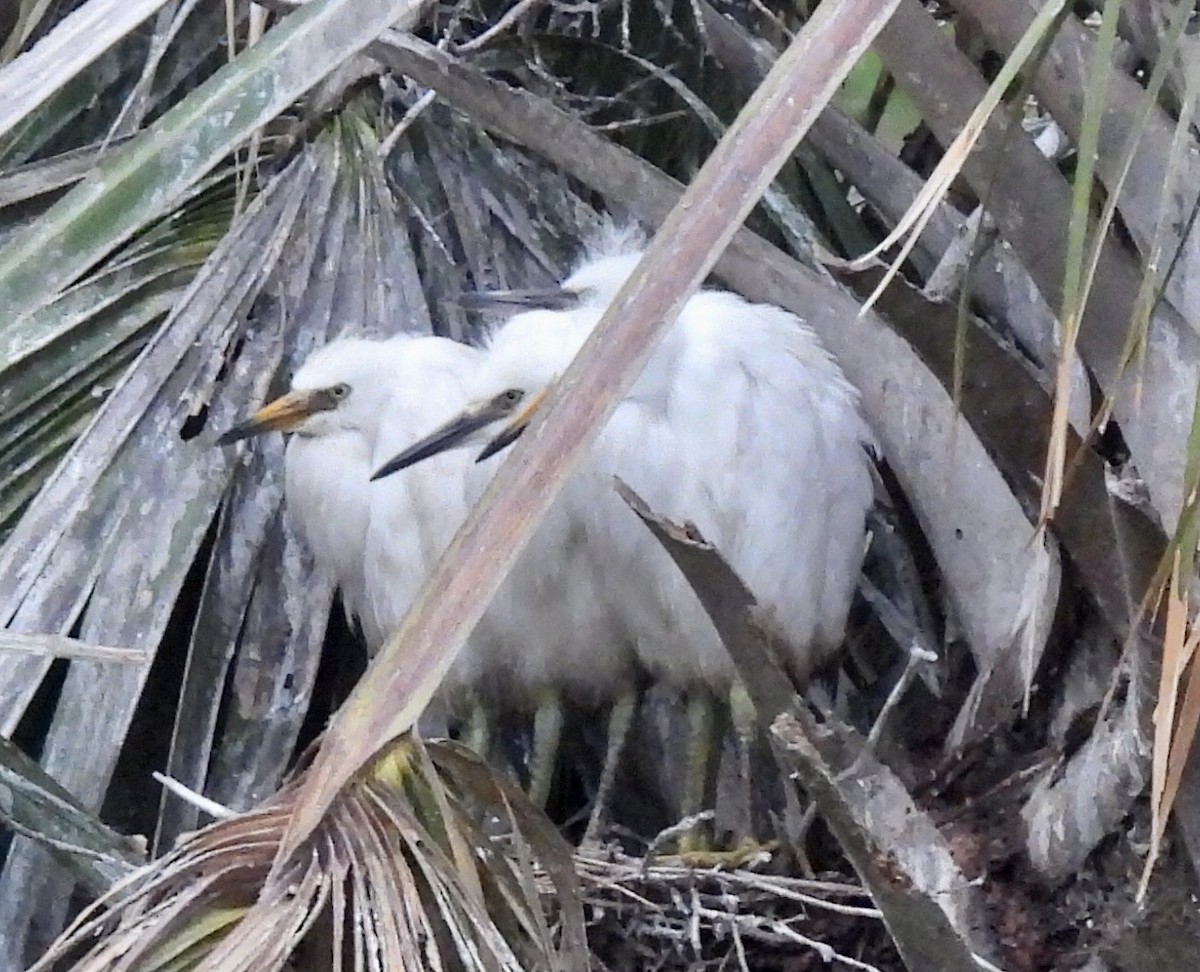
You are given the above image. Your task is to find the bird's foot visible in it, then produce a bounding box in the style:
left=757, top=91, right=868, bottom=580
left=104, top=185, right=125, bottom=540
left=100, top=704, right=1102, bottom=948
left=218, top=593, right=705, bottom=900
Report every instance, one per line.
left=675, top=837, right=779, bottom=870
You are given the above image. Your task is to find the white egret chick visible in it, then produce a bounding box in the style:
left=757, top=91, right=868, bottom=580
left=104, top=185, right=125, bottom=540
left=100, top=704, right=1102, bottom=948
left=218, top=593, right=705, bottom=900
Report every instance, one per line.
left=374, top=241, right=876, bottom=845
left=216, top=334, right=485, bottom=718
left=372, top=307, right=642, bottom=814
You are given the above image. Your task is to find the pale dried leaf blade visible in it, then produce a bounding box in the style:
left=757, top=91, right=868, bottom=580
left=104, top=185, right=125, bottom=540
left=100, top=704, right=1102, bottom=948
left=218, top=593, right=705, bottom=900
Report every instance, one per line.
left=0, top=147, right=320, bottom=961
left=1140, top=572, right=1200, bottom=898
left=0, top=632, right=149, bottom=664
left=198, top=859, right=326, bottom=972
left=1152, top=557, right=1190, bottom=816
left=138, top=907, right=247, bottom=972
left=1045, top=1, right=1121, bottom=524
left=0, top=0, right=169, bottom=142
left=412, top=738, right=486, bottom=912
left=429, top=742, right=589, bottom=965
left=0, top=0, right=427, bottom=325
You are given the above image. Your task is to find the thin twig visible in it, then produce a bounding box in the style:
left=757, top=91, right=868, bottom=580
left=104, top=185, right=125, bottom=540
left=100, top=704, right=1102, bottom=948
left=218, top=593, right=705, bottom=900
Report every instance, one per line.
left=695, top=905, right=886, bottom=972
left=379, top=88, right=437, bottom=158
left=569, top=849, right=882, bottom=926
left=456, top=0, right=541, bottom=52
left=973, top=952, right=1012, bottom=972
left=731, top=917, right=750, bottom=972
left=860, top=640, right=939, bottom=756
left=591, top=109, right=691, bottom=132
left=733, top=873, right=881, bottom=918
left=152, top=772, right=235, bottom=819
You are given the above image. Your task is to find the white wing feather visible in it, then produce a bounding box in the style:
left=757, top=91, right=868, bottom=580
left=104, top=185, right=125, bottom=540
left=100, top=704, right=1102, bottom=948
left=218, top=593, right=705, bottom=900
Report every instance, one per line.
left=589, top=289, right=875, bottom=692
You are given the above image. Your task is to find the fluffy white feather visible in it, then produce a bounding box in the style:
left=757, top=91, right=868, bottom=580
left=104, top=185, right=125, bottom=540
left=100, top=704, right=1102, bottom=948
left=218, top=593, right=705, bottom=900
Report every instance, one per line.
left=274, top=335, right=485, bottom=711
left=449, top=238, right=876, bottom=695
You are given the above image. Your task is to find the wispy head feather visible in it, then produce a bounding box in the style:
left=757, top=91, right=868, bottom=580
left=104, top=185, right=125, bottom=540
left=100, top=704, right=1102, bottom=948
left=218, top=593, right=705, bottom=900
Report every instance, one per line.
left=579, top=217, right=647, bottom=268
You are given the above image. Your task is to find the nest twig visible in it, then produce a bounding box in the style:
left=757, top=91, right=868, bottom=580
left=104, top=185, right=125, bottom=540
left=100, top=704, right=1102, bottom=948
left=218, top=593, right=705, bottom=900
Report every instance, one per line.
left=553, top=847, right=888, bottom=970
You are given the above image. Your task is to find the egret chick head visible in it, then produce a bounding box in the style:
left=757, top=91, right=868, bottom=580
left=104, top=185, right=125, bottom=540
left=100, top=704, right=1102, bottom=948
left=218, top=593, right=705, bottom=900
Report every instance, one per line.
left=288, top=338, right=408, bottom=437
left=453, top=222, right=646, bottom=315
left=561, top=219, right=646, bottom=307
left=467, top=308, right=600, bottom=459
left=370, top=308, right=592, bottom=478
left=218, top=337, right=408, bottom=445
left=559, top=251, right=644, bottom=310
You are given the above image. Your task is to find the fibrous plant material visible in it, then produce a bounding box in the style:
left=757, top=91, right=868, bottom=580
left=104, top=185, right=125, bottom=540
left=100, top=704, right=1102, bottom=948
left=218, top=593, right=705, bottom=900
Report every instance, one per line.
left=572, top=848, right=886, bottom=971
left=33, top=738, right=586, bottom=972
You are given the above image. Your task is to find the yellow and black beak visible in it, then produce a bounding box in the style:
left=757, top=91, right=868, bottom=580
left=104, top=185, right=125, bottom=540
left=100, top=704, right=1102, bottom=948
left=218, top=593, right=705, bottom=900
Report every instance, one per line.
left=371, top=399, right=510, bottom=481
left=475, top=388, right=549, bottom=462
left=216, top=390, right=328, bottom=445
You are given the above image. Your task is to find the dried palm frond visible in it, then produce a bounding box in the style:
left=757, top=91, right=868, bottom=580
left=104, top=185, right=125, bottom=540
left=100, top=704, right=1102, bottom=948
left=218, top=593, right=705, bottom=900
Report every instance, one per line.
left=34, top=736, right=586, bottom=972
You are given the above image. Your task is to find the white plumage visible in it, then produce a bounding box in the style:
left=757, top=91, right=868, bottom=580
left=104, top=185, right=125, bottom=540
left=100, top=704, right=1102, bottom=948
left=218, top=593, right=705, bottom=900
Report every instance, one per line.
left=221, top=328, right=629, bottom=780
left=383, top=246, right=875, bottom=695
left=573, top=251, right=874, bottom=691
left=222, top=229, right=876, bottom=835
left=225, top=328, right=639, bottom=808
left=357, top=342, right=486, bottom=661
left=372, top=235, right=876, bottom=837
left=471, top=427, right=637, bottom=711
left=360, top=313, right=645, bottom=806
left=218, top=334, right=485, bottom=710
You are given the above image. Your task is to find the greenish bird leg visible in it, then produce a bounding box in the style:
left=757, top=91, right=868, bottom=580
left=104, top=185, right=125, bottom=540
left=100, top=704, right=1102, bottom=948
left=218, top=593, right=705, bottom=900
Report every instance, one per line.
left=729, top=680, right=758, bottom=832
left=730, top=678, right=786, bottom=857
left=583, top=689, right=638, bottom=844
left=679, top=691, right=724, bottom=854
left=463, top=695, right=492, bottom=758
left=529, top=686, right=564, bottom=808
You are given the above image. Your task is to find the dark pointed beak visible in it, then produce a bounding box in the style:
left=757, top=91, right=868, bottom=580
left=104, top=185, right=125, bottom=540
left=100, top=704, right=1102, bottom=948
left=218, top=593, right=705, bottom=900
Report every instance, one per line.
left=217, top=390, right=320, bottom=445
left=371, top=402, right=506, bottom=481
left=475, top=387, right=549, bottom=463
left=476, top=423, right=524, bottom=462
left=449, top=288, right=580, bottom=312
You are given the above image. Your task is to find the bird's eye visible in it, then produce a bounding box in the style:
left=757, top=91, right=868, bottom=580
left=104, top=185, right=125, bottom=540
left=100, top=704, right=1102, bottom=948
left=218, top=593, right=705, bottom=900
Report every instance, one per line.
left=500, top=389, right=524, bottom=405
left=330, top=383, right=350, bottom=399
